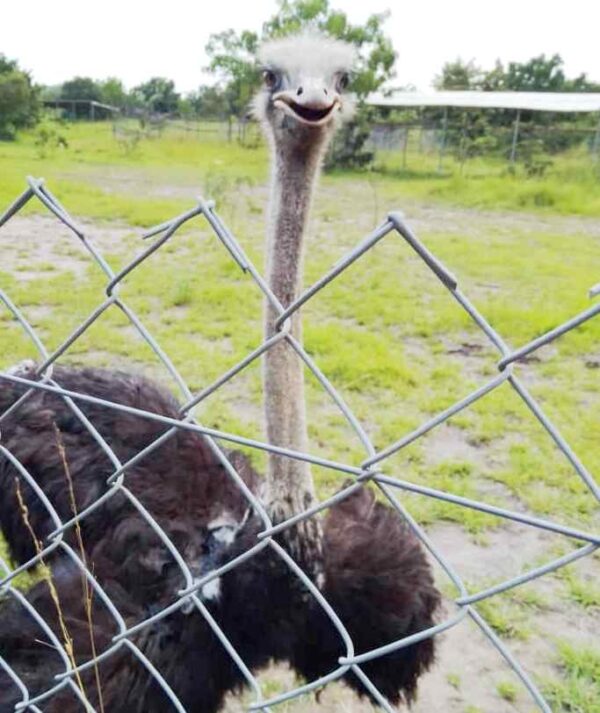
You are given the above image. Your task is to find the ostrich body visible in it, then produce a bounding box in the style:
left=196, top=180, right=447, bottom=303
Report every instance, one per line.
left=0, top=364, right=258, bottom=593
left=0, top=485, right=437, bottom=712
left=0, top=33, right=440, bottom=711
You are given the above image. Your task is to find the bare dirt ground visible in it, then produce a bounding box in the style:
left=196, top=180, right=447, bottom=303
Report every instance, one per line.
left=1, top=192, right=599, bottom=712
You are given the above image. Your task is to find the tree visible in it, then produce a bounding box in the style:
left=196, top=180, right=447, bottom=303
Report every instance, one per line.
left=187, top=85, right=230, bottom=119
left=205, top=0, right=396, bottom=168
left=100, top=77, right=128, bottom=108
left=205, top=30, right=261, bottom=117
left=505, top=54, right=566, bottom=92
left=262, top=0, right=395, bottom=97
left=434, top=59, right=482, bottom=90
left=133, top=77, right=180, bottom=114
left=205, top=0, right=396, bottom=116
left=489, top=54, right=600, bottom=93
left=483, top=55, right=599, bottom=152
left=436, top=54, right=600, bottom=95
left=432, top=54, right=600, bottom=163
left=0, top=55, right=39, bottom=139
left=58, top=77, right=103, bottom=118
left=60, top=77, right=102, bottom=102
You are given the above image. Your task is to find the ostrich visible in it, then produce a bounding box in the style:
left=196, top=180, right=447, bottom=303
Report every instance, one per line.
left=0, top=33, right=440, bottom=711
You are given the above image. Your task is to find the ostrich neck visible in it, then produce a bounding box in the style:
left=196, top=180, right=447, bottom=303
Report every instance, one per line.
left=264, top=134, right=328, bottom=540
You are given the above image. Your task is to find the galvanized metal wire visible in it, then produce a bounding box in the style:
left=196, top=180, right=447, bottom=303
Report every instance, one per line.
left=0, top=176, right=598, bottom=712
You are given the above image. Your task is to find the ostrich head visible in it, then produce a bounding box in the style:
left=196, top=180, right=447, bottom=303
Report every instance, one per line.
left=254, top=33, right=356, bottom=149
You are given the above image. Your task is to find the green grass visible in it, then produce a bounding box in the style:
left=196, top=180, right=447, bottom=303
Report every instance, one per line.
left=0, top=121, right=267, bottom=226
left=0, top=118, right=599, bottom=712
left=544, top=644, right=600, bottom=713
left=1, top=120, right=599, bottom=223
left=1, top=121, right=599, bottom=531
left=373, top=142, right=600, bottom=216
left=447, top=673, right=462, bottom=689
left=496, top=680, right=519, bottom=703
left=557, top=566, right=600, bottom=609
left=475, top=596, right=533, bottom=641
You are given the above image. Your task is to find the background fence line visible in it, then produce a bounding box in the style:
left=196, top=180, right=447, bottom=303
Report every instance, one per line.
left=0, top=176, right=598, bottom=711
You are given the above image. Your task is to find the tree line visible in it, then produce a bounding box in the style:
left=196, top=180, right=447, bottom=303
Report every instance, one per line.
left=1, top=0, right=598, bottom=163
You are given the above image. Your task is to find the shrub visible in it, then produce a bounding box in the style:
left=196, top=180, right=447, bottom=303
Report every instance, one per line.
left=0, top=55, right=39, bottom=139
left=326, top=104, right=375, bottom=170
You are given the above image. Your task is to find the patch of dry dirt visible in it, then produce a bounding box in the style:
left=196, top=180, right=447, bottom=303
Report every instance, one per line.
left=58, top=165, right=600, bottom=244
left=317, top=180, right=600, bottom=241
left=0, top=214, right=139, bottom=280
left=2, top=206, right=598, bottom=712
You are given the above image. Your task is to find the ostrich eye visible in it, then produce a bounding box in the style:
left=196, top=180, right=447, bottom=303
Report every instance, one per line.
left=336, top=72, right=350, bottom=92
left=263, top=69, right=280, bottom=90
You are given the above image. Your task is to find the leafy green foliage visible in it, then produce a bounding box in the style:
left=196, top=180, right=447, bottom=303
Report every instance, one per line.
left=0, top=55, right=39, bottom=139
left=99, top=77, right=129, bottom=108
left=434, top=58, right=483, bottom=90
left=133, top=77, right=180, bottom=114
left=205, top=30, right=261, bottom=117
left=261, top=0, right=395, bottom=98
left=60, top=76, right=103, bottom=103
left=431, top=54, right=600, bottom=164
left=436, top=54, right=599, bottom=95
left=326, top=103, right=374, bottom=169
left=493, top=54, right=600, bottom=93
left=58, top=77, right=105, bottom=118
left=33, top=116, right=68, bottom=158
left=186, top=85, right=230, bottom=119
left=205, top=0, right=396, bottom=118
left=204, top=1, right=397, bottom=166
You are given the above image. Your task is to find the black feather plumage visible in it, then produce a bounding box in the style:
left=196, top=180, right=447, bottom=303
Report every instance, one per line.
left=0, top=364, right=440, bottom=711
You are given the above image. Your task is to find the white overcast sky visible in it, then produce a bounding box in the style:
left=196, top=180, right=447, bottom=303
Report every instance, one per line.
left=1, top=0, right=599, bottom=93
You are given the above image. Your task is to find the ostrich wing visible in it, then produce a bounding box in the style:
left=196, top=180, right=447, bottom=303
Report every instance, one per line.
left=0, top=363, right=259, bottom=580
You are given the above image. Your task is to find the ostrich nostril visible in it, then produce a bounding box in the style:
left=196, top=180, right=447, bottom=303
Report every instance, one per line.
left=297, top=86, right=303, bottom=96
left=324, top=88, right=328, bottom=95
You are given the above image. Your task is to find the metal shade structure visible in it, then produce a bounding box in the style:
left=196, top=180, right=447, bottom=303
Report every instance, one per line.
left=366, top=90, right=600, bottom=168
left=367, top=91, right=600, bottom=113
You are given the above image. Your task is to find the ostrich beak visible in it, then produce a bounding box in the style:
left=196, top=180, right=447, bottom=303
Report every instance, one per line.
left=273, top=85, right=341, bottom=126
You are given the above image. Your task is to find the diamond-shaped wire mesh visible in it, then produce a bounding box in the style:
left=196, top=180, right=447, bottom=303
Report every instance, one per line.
left=0, top=176, right=598, bottom=712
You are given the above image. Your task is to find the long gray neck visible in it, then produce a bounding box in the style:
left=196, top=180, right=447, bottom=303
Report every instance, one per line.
left=263, top=130, right=329, bottom=535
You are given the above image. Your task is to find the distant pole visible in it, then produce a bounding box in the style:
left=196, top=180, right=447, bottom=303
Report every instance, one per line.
left=510, top=108, right=521, bottom=165
left=459, top=111, right=467, bottom=174
left=437, top=106, right=448, bottom=173
left=402, top=125, right=409, bottom=170
left=593, top=112, right=600, bottom=163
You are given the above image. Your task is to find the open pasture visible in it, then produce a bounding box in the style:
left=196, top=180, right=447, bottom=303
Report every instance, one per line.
left=0, top=121, right=599, bottom=712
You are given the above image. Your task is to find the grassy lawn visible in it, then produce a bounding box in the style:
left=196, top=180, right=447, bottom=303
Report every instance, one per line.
left=0, top=120, right=599, bottom=711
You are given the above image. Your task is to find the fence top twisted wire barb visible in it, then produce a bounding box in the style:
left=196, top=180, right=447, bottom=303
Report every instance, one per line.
left=0, top=176, right=598, bottom=713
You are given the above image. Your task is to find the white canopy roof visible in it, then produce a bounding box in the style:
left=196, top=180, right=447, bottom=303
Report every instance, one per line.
left=367, top=91, right=600, bottom=114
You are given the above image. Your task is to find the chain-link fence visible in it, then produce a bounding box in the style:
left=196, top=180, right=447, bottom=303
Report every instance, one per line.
left=0, top=176, right=598, bottom=712
left=367, top=120, right=600, bottom=174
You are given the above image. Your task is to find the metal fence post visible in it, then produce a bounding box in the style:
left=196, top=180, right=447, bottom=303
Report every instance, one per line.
left=437, top=106, right=448, bottom=173
left=593, top=111, right=600, bottom=162
left=510, top=108, right=522, bottom=165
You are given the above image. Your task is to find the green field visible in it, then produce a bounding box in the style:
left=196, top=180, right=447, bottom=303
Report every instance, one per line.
left=0, top=120, right=599, bottom=712
left=1, top=119, right=600, bottom=221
